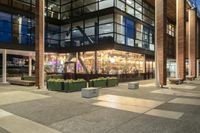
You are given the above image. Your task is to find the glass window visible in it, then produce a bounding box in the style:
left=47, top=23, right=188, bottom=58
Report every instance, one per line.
left=136, top=32, right=142, bottom=40
left=135, top=40, right=142, bottom=47
left=99, top=0, right=113, bottom=10
left=135, top=11, right=142, bottom=20
left=99, top=14, right=113, bottom=24
left=136, top=23, right=143, bottom=32
left=84, top=0, right=96, bottom=5
left=116, top=34, right=125, bottom=44
left=135, top=0, right=142, bottom=4
left=116, top=0, right=125, bottom=11
left=73, top=0, right=83, bottom=9
left=84, top=3, right=98, bottom=13
left=126, top=0, right=134, bottom=7
left=167, top=23, right=175, bottom=37
left=135, top=2, right=142, bottom=12
left=125, top=17, right=134, bottom=46
left=99, top=23, right=113, bottom=34
left=61, top=4, right=70, bottom=12
left=85, top=18, right=97, bottom=27
left=85, top=27, right=95, bottom=36
left=127, top=5, right=134, bottom=16
left=115, top=14, right=124, bottom=25
left=116, top=23, right=125, bottom=35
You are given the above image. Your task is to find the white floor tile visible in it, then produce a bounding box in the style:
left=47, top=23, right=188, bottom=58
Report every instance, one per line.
left=140, top=83, right=155, bottom=87
left=0, top=109, right=12, bottom=118
left=169, top=98, right=200, bottom=106
left=0, top=110, right=61, bottom=133
left=97, top=95, right=164, bottom=108
left=151, top=89, right=200, bottom=97
left=0, top=91, right=50, bottom=106
left=168, top=85, right=197, bottom=90
left=145, top=109, right=184, bottom=120
left=93, top=101, right=150, bottom=113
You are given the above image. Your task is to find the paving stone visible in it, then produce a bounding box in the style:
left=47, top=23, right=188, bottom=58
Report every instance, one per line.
left=51, top=108, right=139, bottom=133
left=156, top=103, right=200, bottom=115
left=0, top=79, right=200, bottom=133
left=145, top=109, right=183, bottom=119
left=114, top=115, right=194, bottom=133
left=0, top=127, right=10, bottom=133
left=0, top=97, right=99, bottom=126
left=169, top=98, right=200, bottom=106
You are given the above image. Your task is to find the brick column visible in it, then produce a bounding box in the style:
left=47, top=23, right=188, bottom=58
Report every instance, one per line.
left=176, top=0, right=186, bottom=80
left=197, top=19, right=200, bottom=78
left=197, top=59, right=199, bottom=78
left=155, top=0, right=167, bottom=87
left=35, top=0, right=45, bottom=89
left=188, top=9, right=197, bottom=77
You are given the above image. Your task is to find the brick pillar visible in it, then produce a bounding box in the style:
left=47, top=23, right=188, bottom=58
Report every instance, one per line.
left=35, top=0, right=45, bottom=89
left=176, top=0, right=186, bottom=80
left=188, top=9, right=197, bottom=77
left=155, top=0, right=167, bottom=87
left=197, top=20, right=200, bottom=78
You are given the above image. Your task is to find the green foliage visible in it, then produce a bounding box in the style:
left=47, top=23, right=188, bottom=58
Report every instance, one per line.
left=47, top=78, right=87, bottom=92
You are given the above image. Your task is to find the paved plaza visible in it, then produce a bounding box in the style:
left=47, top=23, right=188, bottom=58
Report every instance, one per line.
left=0, top=80, right=200, bottom=133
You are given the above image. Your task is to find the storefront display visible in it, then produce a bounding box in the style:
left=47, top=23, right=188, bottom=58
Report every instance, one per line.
left=44, top=50, right=155, bottom=75
left=45, top=53, right=67, bottom=73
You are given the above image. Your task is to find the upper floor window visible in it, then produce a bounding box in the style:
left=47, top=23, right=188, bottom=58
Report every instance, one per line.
left=167, top=24, right=175, bottom=37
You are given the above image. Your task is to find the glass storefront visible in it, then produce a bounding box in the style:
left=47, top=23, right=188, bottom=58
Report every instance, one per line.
left=167, top=59, right=176, bottom=77
left=44, top=50, right=147, bottom=75
left=45, top=53, right=67, bottom=73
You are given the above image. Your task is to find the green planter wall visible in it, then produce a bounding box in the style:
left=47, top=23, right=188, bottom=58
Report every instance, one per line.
left=48, top=79, right=86, bottom=92
left=107, top=79, right=118, bottom=87
left=63, top=82, right=69, bottom=92
left=47, top=81, right=63, bottom=91
left=90, top=80, right=107, bottom=88
left=68, top=81, right=87, bottom=92
left=22, top=76, right=36, bottom=81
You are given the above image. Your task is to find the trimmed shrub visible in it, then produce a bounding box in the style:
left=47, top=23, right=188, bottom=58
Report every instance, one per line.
left=22, top=76, right=36, bottom=81
left=107, top=77, right=118, bottom=87
left=89, top=77, right=107, bottom=88
left=47, top=79, right=64, bottom=91
left=47, top=79, right=86, bottom=92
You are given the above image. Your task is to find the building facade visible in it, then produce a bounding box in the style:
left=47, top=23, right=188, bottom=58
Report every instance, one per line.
left=0, top=0, right=199, bottom=88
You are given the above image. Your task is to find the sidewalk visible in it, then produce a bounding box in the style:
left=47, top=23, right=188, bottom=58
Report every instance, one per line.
left=0, top=80, right=200, bottom=133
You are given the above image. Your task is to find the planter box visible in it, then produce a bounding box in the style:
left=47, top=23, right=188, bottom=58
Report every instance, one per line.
left=107, top=79, right=118, bottom=87
left=90, top=80, right=107, bottom=88
left=68, top=81, right=87, bottom=92
left=63, top=82, right=69, bottom=92
left=47, top=81, right=63, bottom=91
left=22, top=76, right=36, bottom=81
left=46, top=75, right=63, bottom=81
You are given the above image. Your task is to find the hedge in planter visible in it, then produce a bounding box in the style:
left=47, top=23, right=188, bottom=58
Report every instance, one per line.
left=107, top=77, right=118, bottom=87
left=46, top=75, right=63, bottom=81
left=22, top=76, right=36, bottom=81
left=64, top=79, right=87, bottom=92
left=47, top=79, right=64, bottom=91
left=90, top=77, right=107, bottom=88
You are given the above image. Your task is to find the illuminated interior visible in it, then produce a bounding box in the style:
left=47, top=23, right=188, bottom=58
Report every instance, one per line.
left=44, top=50, right=149, bottom=74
